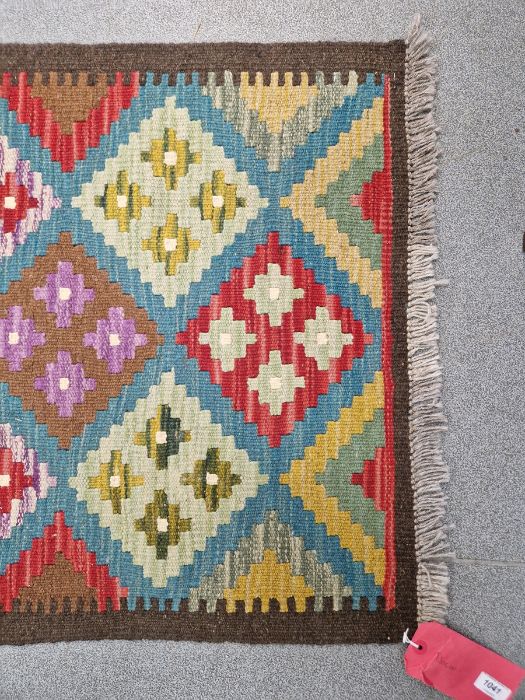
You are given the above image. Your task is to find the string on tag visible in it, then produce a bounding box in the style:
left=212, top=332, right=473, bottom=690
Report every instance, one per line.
left=402, top=628, right=422, bottom=650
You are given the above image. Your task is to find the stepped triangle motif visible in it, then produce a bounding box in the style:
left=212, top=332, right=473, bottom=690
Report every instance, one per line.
left=224, top=550, right=314, bottom=613
left=317, top=407, right=387, bottom=535
left=0, top=72, right=140, bottom=172
left=350, top=447, right=389, bottom=513
left=187, top=511, right=364, bottom=613
left=280, top=373, right=387, bottom=586
left=0, top=511, right=127, bottom=612
left=280, top=89, right=386, bottom=306
left=315, top=134, right=385, bottom=269
left=203, top=71, right=359, bottom=171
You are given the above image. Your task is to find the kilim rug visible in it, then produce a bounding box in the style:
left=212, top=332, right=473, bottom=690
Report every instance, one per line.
left=0, top=18, right=449, bottom=644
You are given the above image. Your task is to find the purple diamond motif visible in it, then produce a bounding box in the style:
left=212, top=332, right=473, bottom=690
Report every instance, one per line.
left=33, top=261, right=95, bottom=328
left=34, top=350, right=96, bottom=417
left=0, top=306, right=45, bottom=371
left=0, top=423, right=57, bottom=539
left=83, top=306, right=148, bottom=374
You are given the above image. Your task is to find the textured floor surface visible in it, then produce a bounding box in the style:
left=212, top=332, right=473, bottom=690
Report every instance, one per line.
left=0, top=1, right=524, bottom=698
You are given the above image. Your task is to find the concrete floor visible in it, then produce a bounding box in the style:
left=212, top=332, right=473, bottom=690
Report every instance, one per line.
left=0, top=1, right=524, bottom=698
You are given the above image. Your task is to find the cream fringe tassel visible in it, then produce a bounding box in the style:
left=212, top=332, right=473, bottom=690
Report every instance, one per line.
left=405, top=15, right=451, bottom=623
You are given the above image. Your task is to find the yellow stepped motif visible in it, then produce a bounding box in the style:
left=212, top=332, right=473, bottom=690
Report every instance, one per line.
left=142, top=213, right=200, bottom=276
left=140, top=127, right=202, bottom=191
left=223, top=549, right=315, bottom=613
left=280, top=371, right=386, bottom=586
left=239, top=72, right=319, bottom=134
left=281, top=96, right=384, bottom=308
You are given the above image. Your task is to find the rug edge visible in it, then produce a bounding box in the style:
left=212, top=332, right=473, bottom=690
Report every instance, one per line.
left=0, top=41, right=406, bottom=83
left=405, top=16, right=451, bottom=624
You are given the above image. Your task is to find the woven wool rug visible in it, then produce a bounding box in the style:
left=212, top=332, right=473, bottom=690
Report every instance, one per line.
left=0, top=19, right=448, bottom=644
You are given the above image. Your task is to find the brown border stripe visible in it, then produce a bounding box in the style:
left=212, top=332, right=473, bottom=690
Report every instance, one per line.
left=0, top=41, right=406, bottom=84
left=0, top=599, right=410, bottom=645
left=0, top=40, right=417, bottom=645
left=388, top=43, right=418, bottom=637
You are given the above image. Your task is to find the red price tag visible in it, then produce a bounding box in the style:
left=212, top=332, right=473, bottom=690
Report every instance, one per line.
left=404, top=622, right=525, bottom=699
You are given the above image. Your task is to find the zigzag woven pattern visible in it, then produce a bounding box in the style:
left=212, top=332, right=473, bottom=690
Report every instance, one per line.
left=0, top=41, right=423, bottom=644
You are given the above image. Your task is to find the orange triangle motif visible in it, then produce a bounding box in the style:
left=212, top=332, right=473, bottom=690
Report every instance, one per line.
left=0, top=72, right=140, bottom=172
left=0, top=511, right=127, bottom=612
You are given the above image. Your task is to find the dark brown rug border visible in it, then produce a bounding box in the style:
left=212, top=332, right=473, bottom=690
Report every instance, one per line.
left=388, top=40, right=419, bottom=637
left=0, top=605, right=411, bottom=645
left=0, top=41, right=406, bottom=83
left=0, top=40, right=417, bottom=645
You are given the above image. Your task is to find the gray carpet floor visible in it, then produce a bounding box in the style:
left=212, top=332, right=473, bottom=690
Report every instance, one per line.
left=0, top=1, right=524, bottom=698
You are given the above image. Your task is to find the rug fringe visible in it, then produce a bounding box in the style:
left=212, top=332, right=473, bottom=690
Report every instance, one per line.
left=405, top=15, right=451, bottom=623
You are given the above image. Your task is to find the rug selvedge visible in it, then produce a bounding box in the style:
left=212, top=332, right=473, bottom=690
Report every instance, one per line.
left=0, top=34, right=446, bottom=644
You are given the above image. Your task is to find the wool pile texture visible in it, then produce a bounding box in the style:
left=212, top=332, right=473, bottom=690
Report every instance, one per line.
left=0, top=30, right=447, bottom=644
